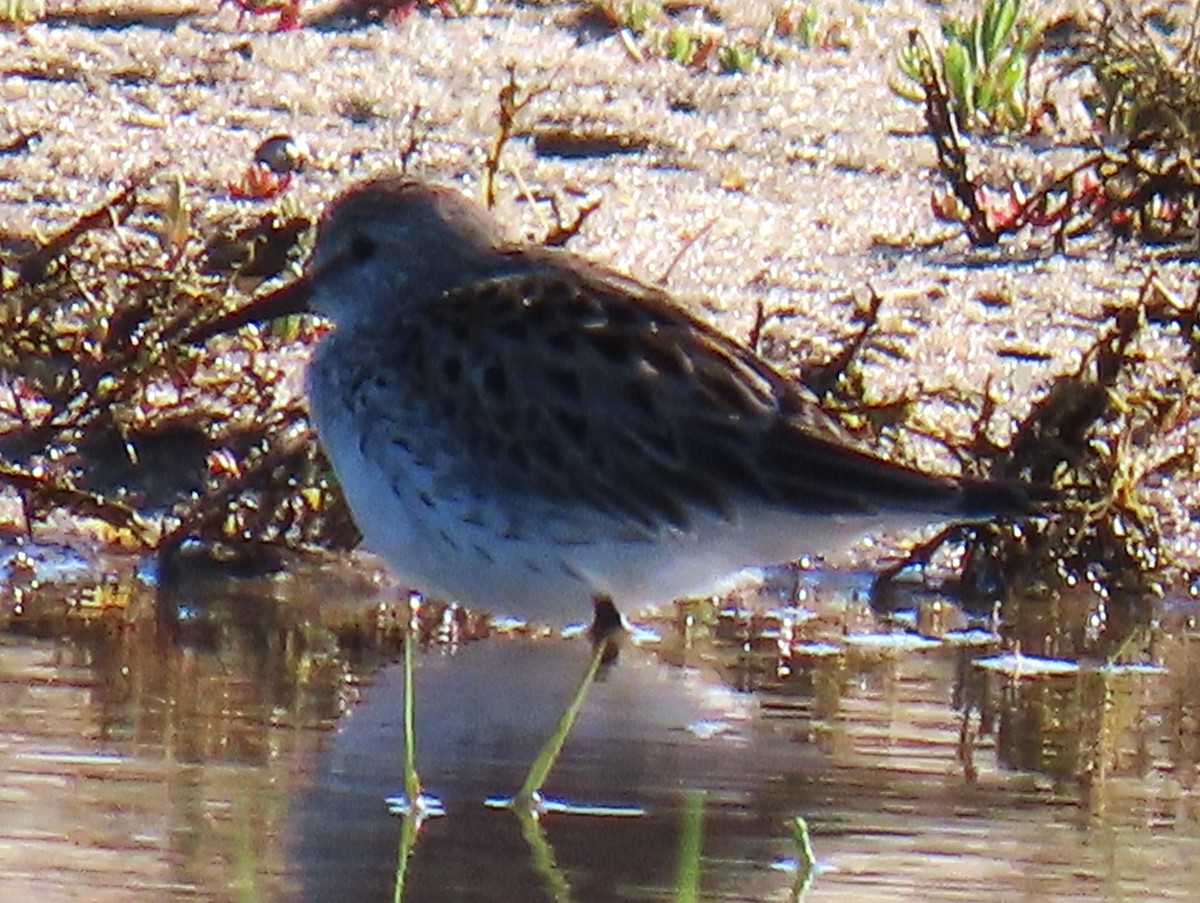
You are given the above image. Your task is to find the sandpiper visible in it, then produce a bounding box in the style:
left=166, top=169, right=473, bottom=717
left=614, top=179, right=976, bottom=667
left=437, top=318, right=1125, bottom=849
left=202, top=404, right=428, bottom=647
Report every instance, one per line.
left=193, top=176, right=1037, bottom=805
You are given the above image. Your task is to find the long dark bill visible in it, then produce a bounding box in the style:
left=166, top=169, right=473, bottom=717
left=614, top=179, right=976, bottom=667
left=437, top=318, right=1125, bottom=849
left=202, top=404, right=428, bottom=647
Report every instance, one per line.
left=185, top=271, right=315, bottom=345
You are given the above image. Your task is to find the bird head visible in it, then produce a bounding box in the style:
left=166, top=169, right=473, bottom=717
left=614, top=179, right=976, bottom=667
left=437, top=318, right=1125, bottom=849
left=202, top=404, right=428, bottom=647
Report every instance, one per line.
left=188, top=176, right=512, bottom=340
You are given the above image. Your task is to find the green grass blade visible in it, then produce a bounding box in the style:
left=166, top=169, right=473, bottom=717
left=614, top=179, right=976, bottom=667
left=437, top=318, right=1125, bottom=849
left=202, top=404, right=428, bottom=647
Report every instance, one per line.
left=674, top=791, right=705, bottom=903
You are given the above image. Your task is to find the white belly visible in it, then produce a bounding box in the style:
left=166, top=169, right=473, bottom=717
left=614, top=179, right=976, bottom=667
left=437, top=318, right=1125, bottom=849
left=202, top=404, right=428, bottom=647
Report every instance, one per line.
left=311, top=390, right=941, bottom=622
left=306, top=333, right=956, bottom=622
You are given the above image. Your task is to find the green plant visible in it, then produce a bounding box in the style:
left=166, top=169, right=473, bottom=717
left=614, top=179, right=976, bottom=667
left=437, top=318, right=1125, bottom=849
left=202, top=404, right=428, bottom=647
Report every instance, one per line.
left=598, top=0, right=659, bottom=34
left=776, top=3, right=821, bottom=49
left=674, top=791, right=705, bottom=903
left=895, top=0, right=1043, bottom=133
left=794, top=5, right=819, bottom=48
left=717, top=42, right=758, bottom=74
left=1078, top=1, right=1200, bottom=142
left=664, top=25, right=702, bottom=65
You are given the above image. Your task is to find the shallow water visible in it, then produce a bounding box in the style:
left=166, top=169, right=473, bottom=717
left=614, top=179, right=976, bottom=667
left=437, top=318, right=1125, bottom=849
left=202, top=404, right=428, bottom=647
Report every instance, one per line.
left=0, top=565, right=1197, bottom=902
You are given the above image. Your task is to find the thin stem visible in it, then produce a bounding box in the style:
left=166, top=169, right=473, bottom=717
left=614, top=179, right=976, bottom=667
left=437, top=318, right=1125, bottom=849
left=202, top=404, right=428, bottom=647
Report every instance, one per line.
left=515, top=636, right=612, bottom=805
left=391, top=808, right=420, bottom=903
left=790, top=816, right=817, bottom=903
left=674, top=790, right=705, bottom=903
left=403, top=607, right=420, bottom=807
left=515, top=807, right=575, bottom=903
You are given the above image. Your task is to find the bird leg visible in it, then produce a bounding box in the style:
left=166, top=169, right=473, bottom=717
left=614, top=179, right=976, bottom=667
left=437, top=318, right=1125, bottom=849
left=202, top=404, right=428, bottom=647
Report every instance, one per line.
left=589, top=594, right=624, bottom=664
left=513, top=595, right=624, bottom=808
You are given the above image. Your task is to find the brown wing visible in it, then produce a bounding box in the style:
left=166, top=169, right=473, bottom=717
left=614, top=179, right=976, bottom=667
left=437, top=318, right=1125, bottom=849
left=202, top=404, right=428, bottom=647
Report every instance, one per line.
left=354, top=262, right=1001, bottom=537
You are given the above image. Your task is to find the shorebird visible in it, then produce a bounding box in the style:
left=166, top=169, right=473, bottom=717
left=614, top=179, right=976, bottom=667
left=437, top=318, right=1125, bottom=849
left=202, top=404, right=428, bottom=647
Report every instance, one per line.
left=191, top=176, right=1036, bottom=808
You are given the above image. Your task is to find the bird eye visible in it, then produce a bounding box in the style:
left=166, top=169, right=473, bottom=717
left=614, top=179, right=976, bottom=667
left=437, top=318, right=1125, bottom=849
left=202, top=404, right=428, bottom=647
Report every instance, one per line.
left=349, top=234, right=376, bottom=261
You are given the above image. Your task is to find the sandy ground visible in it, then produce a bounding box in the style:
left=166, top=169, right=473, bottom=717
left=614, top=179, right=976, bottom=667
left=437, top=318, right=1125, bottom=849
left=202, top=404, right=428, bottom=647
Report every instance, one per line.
left=2, top=0, right=1200, bottom=576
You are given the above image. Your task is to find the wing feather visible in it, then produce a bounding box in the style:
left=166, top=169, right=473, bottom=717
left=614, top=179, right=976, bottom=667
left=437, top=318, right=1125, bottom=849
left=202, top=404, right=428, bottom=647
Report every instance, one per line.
left=347, top=262, right=972, bottom=540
